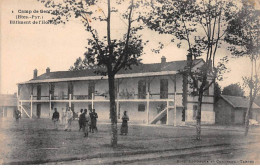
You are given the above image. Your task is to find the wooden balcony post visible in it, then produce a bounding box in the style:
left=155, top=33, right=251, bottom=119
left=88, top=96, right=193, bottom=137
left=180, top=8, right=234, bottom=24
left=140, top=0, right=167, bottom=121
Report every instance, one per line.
left=69, top=94, right=72, bottom=108
left=117, top=92, right=119, bottom=119
left=146, top=92, right=150, bottom=124
left=166, top=100, right=169, bottom=125
left=20, top=101, right=23, bottom=115
left=49, top=94, right=52, bottom=118
left=17, top=92, right=20, bottom=111
left=30, top=95, right=33, bottom=119
left=91, top=93, right=94, bottom=110
left=174, top=92, right=177, bottom=127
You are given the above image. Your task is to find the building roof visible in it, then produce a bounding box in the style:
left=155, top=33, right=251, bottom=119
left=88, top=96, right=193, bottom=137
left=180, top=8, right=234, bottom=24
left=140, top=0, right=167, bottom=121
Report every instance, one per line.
left=19, top=59, right=204, bottom=84
left=254, top=96, right=260, bottom=107
left=0, top=94, right=17, bottom=107
left=221, top=95, right=260, bottom=109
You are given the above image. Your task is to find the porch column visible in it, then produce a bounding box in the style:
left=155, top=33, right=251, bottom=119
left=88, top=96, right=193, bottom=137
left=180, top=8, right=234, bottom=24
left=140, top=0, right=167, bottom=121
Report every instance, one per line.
left=117, top=92, right=120, bottom=119
left=16, top=92, right=20, bottom=111
left=91, top=93, right=94, bottom=110
left=174, top=92, right=177, bottom=126
left=174, top=75, right=177, bottom=126
left=49, top=94, right=52, bottom=118
left=117, top=79, right=120, bottom=119
left=146, top=92, right=150, bottom=124
left=30, top=95, right=33, bottom=119
left=166, top=100, right=169, bottom=125
left=20, top=101, right=23, bottom=115
left=69, top=94, right=72, bottom=108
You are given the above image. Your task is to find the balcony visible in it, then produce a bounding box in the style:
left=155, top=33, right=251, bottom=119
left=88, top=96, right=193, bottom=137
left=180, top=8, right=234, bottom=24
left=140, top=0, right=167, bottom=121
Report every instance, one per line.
left=19, top=92, right=181, bottom=103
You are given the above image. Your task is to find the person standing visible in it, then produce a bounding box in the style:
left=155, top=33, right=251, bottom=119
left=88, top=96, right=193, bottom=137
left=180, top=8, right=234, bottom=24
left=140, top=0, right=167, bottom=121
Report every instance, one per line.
left=65, top=107, right=73, bottom=131
left=52, top=108, right=60, bottom=130
left=120, top=111, right=129, bottom=135
left=78, top=109, right=84, bottom=131
left=90, top=109, right=98, bottom=133
left=79, top=109, right=90, bottom=137
left=15, top=109, right=21, bottom=123
left=61, top=108, right=66, bottom=125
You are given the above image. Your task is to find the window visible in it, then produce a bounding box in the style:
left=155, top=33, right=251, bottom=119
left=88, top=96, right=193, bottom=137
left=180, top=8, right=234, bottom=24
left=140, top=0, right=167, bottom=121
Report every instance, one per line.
left=88, top=82, right=95, bottom=99
left=193, top=105, right=197, bottom=120
left=160, top=79, right=168, bottom=99
left=37, top=85, right=41, bottom=100
left=182, top=108, right=185, bottom=121
left=138, top=104, right=145, bottom=112
left=68, top=82, right=74, bottom=99
left=192, top=80, right=198, bottom=96
left=138, top=80, right=146, bottom=99
left=49, top=83, right=55, bottom=100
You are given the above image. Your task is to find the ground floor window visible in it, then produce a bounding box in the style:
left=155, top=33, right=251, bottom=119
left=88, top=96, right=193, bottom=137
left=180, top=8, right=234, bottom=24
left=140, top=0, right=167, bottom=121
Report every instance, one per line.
left=138, top=104, right=145, bottom=112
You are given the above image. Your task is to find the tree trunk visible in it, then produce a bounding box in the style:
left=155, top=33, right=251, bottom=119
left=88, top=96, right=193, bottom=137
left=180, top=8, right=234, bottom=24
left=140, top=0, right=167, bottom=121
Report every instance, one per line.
left=244, top=98, right=254, bottom=136
left=108, top=74, right=117, bottom=147
left=196, top=89, right=203, bottom=140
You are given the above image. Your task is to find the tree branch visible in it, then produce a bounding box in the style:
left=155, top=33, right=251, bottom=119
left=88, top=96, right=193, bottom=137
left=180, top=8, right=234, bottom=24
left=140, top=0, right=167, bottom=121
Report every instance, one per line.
left=113, top=0, right=134, bottom=74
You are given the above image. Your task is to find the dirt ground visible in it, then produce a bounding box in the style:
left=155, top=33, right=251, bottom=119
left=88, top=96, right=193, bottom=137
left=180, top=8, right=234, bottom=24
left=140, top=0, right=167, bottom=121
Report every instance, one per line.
left=0, top=118, right=259, bottom=164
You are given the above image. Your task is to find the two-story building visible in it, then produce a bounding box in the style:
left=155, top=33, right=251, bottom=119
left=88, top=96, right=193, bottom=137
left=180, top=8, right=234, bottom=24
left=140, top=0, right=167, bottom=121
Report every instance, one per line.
left=17, top=57, right=215, bottom=126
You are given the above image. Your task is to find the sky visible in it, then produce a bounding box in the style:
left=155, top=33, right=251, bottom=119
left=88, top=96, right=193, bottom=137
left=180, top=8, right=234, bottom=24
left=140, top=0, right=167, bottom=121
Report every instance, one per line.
left=0, top=0, right=257, bottom=94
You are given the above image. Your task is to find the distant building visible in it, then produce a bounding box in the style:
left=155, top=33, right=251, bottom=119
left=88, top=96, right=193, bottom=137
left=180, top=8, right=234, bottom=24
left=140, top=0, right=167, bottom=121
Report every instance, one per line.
left=17, top=57, right=215, bottom=126
left=215, top=95, right=260, bottom=125
left=0, top=94, right=17, bottom=118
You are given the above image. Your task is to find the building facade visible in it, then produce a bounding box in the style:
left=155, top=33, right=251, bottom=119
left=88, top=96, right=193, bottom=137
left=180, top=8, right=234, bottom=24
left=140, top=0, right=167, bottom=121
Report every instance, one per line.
left=17, top=57, right=215, bottom=125
left=215, top=95, right=260, bottom=125
left=0, top=94, right=17, bottom=118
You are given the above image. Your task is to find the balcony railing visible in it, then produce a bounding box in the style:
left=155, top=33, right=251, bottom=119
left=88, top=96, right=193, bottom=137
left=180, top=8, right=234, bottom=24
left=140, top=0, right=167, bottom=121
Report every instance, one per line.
left=21, top=92, right=181, bottom=102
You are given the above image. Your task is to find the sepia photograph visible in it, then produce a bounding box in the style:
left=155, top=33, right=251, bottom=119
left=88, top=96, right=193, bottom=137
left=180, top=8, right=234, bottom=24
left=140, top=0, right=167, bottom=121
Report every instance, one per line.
left=0, top=0, right=260, bottom=165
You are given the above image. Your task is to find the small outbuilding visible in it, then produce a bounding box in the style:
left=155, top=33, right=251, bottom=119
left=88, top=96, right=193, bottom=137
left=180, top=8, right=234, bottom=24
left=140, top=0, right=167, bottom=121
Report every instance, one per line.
left=0, top=94, right=17, bottom=118
left=215, top=95, right=260, bottom=125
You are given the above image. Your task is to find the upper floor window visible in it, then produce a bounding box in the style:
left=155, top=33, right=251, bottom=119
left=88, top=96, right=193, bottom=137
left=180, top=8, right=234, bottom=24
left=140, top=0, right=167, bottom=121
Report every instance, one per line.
left=49, top=83, right=55, bottom=99
left=37, top=85, right=41, bottom=100
left=138, top=80, right=146, bottom=99
left=88, top=82, right=95, bottom=99
left=160, top=79, right=168, bottom=99
left=68, top=82, right=74, bottom=99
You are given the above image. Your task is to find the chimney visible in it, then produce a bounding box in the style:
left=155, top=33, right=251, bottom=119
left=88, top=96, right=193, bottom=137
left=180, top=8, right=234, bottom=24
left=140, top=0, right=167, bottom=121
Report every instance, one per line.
left=187, top=53, right=192, bottom=67
left=46, top=67, right=50, bottom=74
left=161, top=56, right=166, bottom=64
left=33, top=69, right=38, bottom=79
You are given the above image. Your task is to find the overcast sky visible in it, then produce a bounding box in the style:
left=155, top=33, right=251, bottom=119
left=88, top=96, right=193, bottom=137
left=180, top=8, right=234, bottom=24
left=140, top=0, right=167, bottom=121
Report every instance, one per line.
left=0, top=0, right=256, bottom=94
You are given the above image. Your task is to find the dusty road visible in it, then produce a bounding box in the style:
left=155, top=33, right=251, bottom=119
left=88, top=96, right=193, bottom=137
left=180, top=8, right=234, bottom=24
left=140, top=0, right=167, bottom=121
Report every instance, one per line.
left=0, top=118, right=259, bottom=165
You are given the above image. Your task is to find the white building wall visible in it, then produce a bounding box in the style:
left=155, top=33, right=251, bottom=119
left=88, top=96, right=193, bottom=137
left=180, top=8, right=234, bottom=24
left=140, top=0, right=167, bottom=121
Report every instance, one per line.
left=20, top=73, right=215, bottom=124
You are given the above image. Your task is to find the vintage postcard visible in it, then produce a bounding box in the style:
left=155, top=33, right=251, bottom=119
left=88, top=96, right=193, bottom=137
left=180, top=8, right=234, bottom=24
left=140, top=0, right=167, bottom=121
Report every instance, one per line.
left=0, top=0, right=260, bottom=165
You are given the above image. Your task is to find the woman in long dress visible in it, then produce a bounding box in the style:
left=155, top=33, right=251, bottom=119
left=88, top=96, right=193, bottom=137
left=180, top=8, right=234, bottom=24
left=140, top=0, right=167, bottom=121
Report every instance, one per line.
left=64, top=107, right=73, bottom=131
left=120, top=111, right=129, bottom=135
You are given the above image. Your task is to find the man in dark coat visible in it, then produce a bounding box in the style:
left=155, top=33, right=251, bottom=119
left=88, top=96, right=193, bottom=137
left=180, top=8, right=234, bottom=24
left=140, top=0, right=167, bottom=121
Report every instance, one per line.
left=52, top=108, right=60, bottom=130
left=79, top=109, right=90, bottom=137
left=78, top=109, right=84, bottom=131
left=90, top=109, right=98, bottom=133
left=15, top=109, right=21, bottom=122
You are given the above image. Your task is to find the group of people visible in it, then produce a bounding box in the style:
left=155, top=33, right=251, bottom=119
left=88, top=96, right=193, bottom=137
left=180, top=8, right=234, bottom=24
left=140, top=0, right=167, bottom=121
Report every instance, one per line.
left=52, top=107, right=74, bottom=131
left=52, top=107, right=98, bottom=136
left=78, top=108, right=98, bottom=137
left=52, top=107, right=130, bottom=137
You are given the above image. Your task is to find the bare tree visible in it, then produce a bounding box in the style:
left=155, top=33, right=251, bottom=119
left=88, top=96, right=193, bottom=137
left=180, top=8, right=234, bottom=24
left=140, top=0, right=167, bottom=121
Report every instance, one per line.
left=225, top=0, right=260, bottom=136
left=142, top=0, right=234, bottom=139
left=39, top=0, right=145, bottom=147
